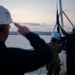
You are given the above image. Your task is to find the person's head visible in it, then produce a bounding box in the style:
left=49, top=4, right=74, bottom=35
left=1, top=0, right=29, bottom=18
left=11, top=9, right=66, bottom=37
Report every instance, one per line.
left=51, top=32, right=60, bottom=43
left=0, top=6, right=12, bottom=42
left=72, top=25, right=75, bottom=33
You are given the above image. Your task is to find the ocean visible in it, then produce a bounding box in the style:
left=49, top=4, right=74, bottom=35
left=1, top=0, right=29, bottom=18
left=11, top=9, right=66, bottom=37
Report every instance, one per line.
left=6, top=35, right=51, bottom=49
left=5, top=34, right=67, bottom=74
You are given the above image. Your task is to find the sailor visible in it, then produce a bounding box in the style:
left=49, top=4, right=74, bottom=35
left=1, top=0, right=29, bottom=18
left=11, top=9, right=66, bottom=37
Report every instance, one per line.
left=0, top=6, right=53, bottom=75
left=46, top=32, right=62, bottom=75
left=59, top=24, right=75, bottom=75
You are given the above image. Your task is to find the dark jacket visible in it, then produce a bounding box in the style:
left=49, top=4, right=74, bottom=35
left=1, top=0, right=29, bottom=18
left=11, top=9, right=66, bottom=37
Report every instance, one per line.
left=0, top=32, right=52, bottom=75
left=61, top=33, right=75, bottom=75
left=61, top=33, right=75, bottom=58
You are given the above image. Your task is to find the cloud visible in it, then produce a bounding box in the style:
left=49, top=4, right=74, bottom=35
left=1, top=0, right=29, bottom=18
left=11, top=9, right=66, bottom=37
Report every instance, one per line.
left=24, top=23, right=41, bottom=26
left=10, top=22, right=72, bottom=32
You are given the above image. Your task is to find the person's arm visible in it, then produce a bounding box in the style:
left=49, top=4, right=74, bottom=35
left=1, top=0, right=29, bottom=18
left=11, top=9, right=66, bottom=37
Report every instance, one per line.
left=57, top=44, right=62, bottom=53
left=11, top=23, right=53, bottom=73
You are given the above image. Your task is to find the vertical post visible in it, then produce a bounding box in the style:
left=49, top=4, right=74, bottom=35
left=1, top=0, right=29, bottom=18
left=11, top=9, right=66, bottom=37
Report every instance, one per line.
left=59, top=0, right=64, bottom=28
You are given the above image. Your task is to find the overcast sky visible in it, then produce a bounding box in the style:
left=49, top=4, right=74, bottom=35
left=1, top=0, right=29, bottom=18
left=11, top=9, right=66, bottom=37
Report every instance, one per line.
left=0, top=0, right=75, bottom=27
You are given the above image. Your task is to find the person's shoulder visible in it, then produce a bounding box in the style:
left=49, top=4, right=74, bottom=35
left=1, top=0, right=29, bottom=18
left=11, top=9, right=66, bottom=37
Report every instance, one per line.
left=7, top=47, right=25, bottom=52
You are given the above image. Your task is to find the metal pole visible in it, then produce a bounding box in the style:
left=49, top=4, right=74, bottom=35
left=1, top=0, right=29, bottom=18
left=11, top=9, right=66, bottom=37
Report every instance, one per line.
left=59, top=0, right=64, bottom=28
left=49, top=23, right=57, bottom=42
left=62, top=11, right=74, bottom=26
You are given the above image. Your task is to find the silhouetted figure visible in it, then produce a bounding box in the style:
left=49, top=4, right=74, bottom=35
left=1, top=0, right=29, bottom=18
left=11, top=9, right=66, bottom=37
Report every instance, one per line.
left=60, top=25, right=75, bottom=75
left=0, top=6, right=53, bottom=75
left=46, top=32, right=62, bottom=75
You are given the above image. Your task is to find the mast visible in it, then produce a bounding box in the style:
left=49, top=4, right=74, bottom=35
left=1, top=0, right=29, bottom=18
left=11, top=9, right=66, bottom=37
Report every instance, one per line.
left=59, top=0, right=64, bottom=28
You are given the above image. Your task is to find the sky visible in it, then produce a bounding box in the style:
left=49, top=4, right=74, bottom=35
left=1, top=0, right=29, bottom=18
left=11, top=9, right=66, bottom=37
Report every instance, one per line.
left=0, top=0, right=75, bottom=31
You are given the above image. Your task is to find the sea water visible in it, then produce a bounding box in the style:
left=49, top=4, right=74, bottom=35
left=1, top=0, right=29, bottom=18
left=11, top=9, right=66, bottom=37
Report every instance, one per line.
left=5, top=35, right=66, bottom=74
left=6, top=35, right=51, bottom=49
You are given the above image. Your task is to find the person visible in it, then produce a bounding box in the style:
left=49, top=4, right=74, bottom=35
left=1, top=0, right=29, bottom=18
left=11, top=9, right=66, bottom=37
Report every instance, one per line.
left=59, top=24, right=75, bottom=75
left=0, top=6, right=53, bottom=75
left=46, top=32, right=62, bottom=75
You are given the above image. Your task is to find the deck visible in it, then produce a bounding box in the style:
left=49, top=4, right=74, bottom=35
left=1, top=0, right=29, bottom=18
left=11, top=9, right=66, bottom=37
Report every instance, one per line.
left=24, top=67, right=66, bottom=75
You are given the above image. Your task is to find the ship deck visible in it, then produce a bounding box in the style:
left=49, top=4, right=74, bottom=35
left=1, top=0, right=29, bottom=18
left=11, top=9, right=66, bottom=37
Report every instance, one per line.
left=24, top=67, right=66, bottom=75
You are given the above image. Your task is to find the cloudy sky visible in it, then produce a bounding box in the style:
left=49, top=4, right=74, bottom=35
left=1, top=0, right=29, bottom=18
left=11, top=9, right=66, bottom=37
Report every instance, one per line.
left=0, top=0, right=75, bottom=31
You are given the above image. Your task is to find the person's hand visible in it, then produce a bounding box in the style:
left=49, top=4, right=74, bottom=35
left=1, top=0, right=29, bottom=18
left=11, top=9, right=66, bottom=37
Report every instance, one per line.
left=14, top=23, right=31, bottom=36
